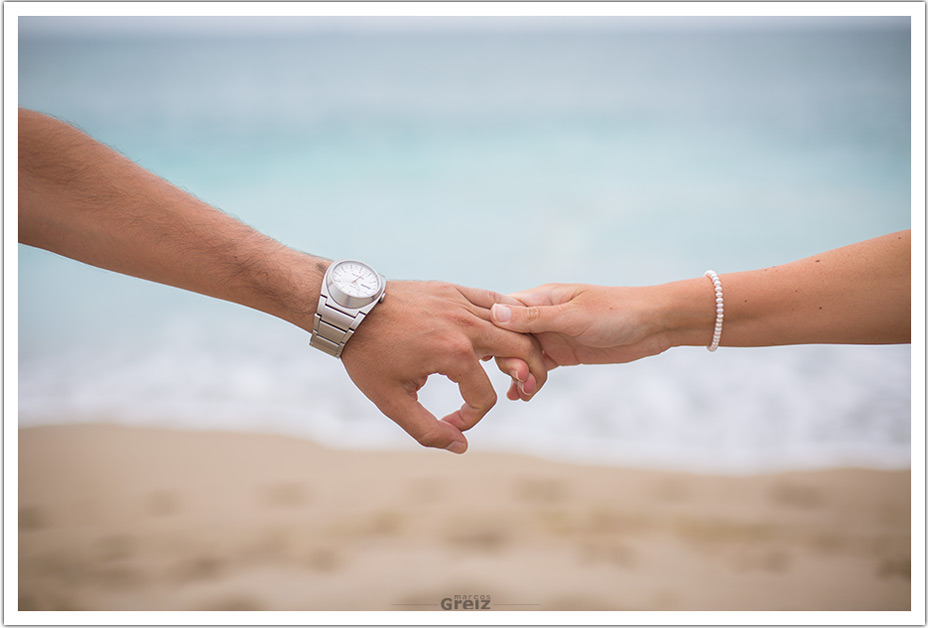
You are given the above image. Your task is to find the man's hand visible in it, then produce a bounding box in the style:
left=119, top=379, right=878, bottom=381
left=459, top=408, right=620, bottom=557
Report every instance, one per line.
left=340, top=280, right=548, bottom=453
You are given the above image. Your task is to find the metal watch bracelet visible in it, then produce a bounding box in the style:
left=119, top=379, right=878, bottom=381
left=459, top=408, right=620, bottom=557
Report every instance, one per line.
left=310, top=295, right=369, bottom=358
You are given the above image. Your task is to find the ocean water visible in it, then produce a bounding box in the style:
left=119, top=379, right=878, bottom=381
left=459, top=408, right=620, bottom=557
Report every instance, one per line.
left=17, top=17, right=912, bottom=472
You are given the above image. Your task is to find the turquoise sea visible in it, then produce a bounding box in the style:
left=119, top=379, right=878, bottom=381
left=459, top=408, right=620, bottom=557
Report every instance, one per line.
left=18, top=17, right=912, bottom=472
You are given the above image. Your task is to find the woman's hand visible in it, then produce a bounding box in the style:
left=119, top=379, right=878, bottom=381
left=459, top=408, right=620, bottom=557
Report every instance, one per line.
left=491, top=283, right=690, bottom=400
left=492, top=283, right=676, bottom=366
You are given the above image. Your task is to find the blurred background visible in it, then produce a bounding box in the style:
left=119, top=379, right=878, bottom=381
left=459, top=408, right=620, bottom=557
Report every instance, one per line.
left=16, top=15, right=914, bottom=613
left=19, top=15, right=911, bottom=472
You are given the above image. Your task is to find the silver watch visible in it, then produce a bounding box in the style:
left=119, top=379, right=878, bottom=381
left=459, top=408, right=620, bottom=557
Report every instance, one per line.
left=310, top=260, right=386, bottom=358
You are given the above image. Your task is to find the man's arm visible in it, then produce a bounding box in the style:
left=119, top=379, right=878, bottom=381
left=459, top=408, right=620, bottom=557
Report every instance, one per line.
left=19, top=108, right=546, bottom=453
left=19, top=108, right=326, bottom=330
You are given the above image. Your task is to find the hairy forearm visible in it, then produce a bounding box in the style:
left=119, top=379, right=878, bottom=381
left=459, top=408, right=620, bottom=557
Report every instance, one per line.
left=19, top=108, right=554, bottom=453
left=18, top=108, right=325, bottom=332
left=663, top=231, right=911, bottom=347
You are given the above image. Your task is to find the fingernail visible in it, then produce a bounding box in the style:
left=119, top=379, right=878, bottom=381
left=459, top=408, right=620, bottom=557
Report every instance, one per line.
left=509, top=369, right=524, bottom=382
left=492, top=303, right=511, bottom=323
left=522, top=377, right=537, bottom=396
left=445, top=440, right=467, bottom=454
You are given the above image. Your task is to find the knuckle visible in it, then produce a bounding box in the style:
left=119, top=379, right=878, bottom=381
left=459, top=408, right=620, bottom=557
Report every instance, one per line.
left=416, top=426, right=445, bottom=448
left=522, top=306, right=542, bottom=324
left=466, top=387, right=496, bottom=413
left=494, top=356, right=514, bottom=371
left=450, top=308, right=478, bottom=330
left=481, top=288, right=504, bottom=304
left=445, top=336, right=476, bottom=361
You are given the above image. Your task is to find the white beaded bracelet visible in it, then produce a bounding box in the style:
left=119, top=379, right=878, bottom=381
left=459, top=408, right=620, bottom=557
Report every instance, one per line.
left=704, top=270, right=724, bottom=352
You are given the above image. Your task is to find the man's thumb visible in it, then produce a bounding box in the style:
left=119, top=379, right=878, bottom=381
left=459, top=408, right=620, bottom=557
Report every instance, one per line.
left=491, top=302, right=557, bottom=333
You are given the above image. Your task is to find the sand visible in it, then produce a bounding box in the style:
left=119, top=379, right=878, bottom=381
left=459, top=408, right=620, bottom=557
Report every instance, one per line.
left=17, top=423, right=910, bottom=612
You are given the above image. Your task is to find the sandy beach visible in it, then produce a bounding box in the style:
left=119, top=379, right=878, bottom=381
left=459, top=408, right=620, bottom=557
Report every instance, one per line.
left=18, top=423, right=910, bottom=612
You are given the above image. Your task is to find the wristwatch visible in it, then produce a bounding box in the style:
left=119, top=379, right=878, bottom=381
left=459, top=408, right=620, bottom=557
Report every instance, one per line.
left=310, top=259, right=386, bottom=358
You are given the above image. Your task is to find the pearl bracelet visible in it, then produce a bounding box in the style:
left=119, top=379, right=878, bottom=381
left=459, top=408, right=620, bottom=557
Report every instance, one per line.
left=704, top=270, right=724, bottom=352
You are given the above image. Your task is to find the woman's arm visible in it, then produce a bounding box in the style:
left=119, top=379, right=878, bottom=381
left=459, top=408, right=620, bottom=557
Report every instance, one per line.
left=492, top=231, right=911, bottom=373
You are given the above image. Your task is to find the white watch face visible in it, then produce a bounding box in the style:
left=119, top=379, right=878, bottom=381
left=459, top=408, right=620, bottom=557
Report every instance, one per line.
left=330, top=261, right=381, bottom=299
